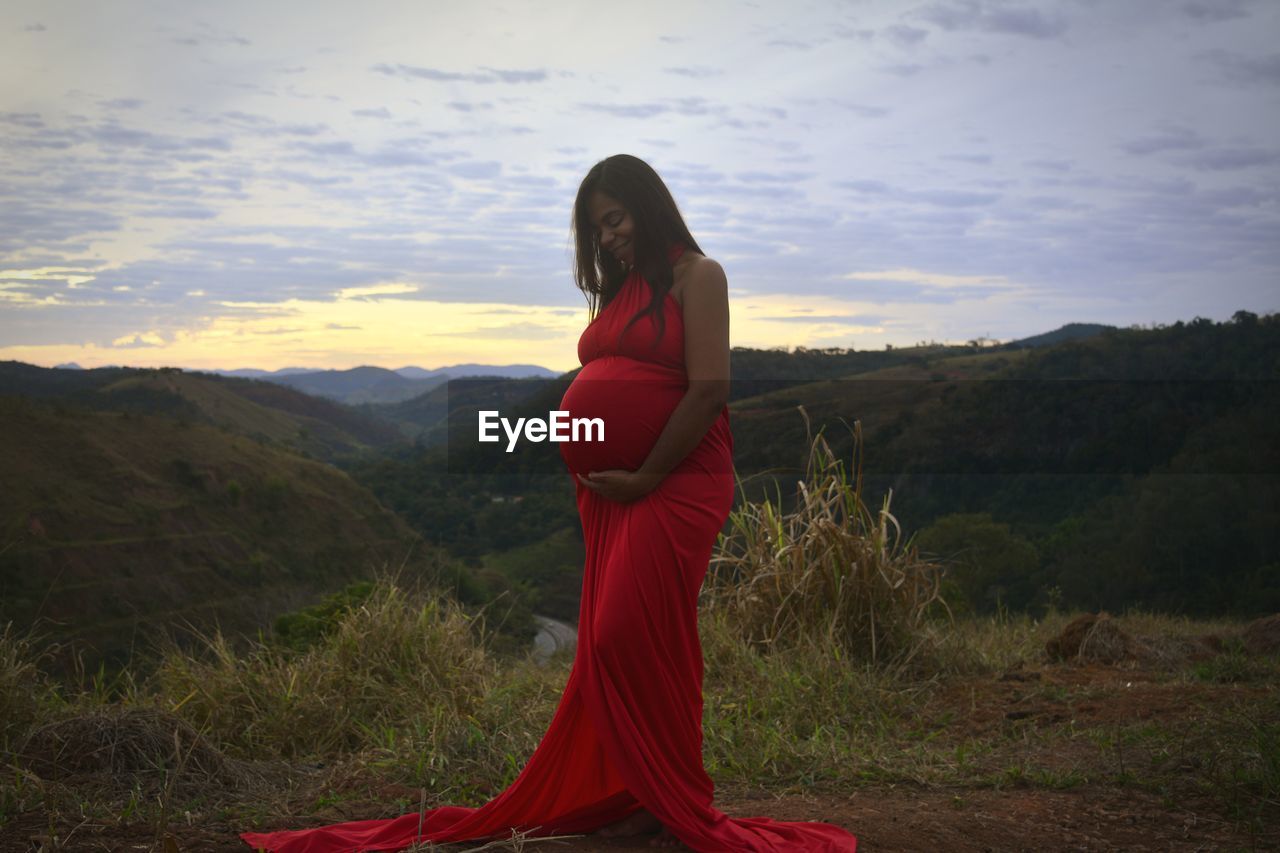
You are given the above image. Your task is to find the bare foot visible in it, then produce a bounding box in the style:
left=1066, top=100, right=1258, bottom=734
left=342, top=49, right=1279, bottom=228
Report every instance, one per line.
left=592, top=807, right=662, bottom=837
left=649, top=826, right=687, bottom=848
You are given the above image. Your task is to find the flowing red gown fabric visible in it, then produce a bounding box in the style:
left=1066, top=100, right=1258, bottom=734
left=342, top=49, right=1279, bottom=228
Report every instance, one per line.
left=239, top=244, right=858, bottom=852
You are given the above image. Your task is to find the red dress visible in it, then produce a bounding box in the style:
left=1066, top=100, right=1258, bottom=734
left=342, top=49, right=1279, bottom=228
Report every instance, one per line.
left=239, top=244, right=858, bottom=852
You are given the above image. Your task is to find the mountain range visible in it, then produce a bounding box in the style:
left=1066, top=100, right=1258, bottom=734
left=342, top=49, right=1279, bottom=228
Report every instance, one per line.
left=208, top=364, right=561, bottom=405
left=9, top=315, right=1275, bottom=684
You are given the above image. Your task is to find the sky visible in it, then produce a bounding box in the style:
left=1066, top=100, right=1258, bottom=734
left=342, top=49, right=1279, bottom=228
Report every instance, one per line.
left=1, top=0, right=1277, bottom=374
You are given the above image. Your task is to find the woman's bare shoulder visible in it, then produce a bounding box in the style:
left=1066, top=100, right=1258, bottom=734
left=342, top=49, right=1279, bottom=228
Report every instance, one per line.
left=672, top=252, right=725, bottom=308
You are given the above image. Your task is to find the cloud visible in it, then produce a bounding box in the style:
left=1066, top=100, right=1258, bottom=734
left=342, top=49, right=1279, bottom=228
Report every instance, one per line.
left=712, top=183, right=808, bottom=202
left=4, top=2, right=1274, bottom=367
left=833, top=179, right=890, bottom=193
left=842, top=268, right=1013, bottom=288
left=371, top=63, right=548, bottom=84
left=735, top=170, right=814, bottom=183
left=576, top=97, right=726, bottom=119
left=1181, top=0, right=1251, bottom=22
left=0, top=266, right=99, bottom=289
left=212, top=112, right=330, bottom=138
left=133, top=204, right=220, bottom=220
left=881, top=63, right=925, bottom=77
left=88, top=120, right=233, bottom=153
left=365, top=145, right=438, bottom=167
left=792, top=98, right=890, bottom=118
left=764, top=38, right=816, bottom=50
left=0, top=112, right=44, bottom=129
left=760, top=314, right=886, bottom=325
left=883, top=24, right=929, bottom=46
left=915, top=2, right=1069, bottom=39
left=663, top=66, right=723, bottom=78
left=1121, top=126, right=1205, bottom=155
left=112, top=331, right=167, bottom=348
left=275, top=123, right=329, bottom=137
left=164, top=24, right=251, bottom=48
left=448, top=160, right=502, bottom=179
left=431, top=320, right=567, bottom=340
left=24, top=23, right=46, bottom=32
left=1024, top=159, right=1073, bottom=172
left=834, top=180, right=1000, bottom=207
left=336, top=283, right=420, bottom=301
left=0, top=202, right=123, bottom=254
left=1196, top=49, right=1280, bottom=87
left=293, top=140, right=354, bottom=158
left=1182, top=147, right=1280, bottom=171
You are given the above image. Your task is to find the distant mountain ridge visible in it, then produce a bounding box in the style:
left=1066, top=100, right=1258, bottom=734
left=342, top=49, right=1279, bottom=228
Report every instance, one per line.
left=200, top=363, right=561, bottom=405
left=0, top=361, right=407, bottom=463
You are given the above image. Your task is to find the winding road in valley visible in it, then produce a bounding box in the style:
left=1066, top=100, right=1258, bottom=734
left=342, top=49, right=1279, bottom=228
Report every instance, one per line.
left=531, top=613, right=577, bottom=665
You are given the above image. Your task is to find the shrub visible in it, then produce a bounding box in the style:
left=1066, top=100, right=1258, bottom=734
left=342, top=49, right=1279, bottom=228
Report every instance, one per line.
left=702, top=410, right=949, bottom=673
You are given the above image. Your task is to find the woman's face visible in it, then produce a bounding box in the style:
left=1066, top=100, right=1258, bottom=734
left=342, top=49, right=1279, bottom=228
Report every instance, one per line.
left=587, top=190, right=635, bottom=267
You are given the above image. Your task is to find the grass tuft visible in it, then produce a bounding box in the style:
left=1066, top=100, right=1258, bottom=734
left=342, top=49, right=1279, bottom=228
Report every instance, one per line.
left=703, top=411, right=950, bottom=675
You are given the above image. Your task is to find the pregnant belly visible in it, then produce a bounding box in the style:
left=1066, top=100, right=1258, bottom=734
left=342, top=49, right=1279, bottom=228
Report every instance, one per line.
left=558, top=356, right=687, bottom=475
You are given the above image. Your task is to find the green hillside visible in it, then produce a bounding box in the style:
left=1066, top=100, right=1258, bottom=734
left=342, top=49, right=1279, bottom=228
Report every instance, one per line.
left=0, top=394, right=497, bottom=681
left=0, top=361, right=408, bottom=464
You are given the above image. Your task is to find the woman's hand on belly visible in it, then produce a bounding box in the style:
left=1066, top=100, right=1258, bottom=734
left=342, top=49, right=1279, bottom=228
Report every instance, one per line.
left=576, top=469, right=662, bottom=503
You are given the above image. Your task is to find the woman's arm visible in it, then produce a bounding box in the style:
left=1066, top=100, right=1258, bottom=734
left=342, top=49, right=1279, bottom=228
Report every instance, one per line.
left=577, top=258, right=730, bottom=502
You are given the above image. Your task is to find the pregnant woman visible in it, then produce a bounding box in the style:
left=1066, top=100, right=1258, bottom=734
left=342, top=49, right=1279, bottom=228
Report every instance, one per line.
left=240, top=155, right=857, bottom=852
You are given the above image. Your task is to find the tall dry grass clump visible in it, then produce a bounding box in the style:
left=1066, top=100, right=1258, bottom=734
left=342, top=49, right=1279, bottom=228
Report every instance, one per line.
left=702, top=411, right=949, bottom=673
left=0, top=621, right=65, bottom=751
left=143, top=566, right=499, bottom=760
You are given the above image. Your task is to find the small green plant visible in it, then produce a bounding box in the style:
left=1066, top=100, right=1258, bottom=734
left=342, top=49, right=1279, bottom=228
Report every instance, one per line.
left=271, top=581, right=375, bottom=653
left=1190, top=636, right=1263, bottom=683
left=312, top=792, right=342, bottom=811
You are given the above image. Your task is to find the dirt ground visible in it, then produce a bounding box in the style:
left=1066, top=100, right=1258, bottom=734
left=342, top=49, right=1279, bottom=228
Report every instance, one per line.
left=6, top=784, right=1267, bottom=852
left=5, top=657, right=1276, bottom=852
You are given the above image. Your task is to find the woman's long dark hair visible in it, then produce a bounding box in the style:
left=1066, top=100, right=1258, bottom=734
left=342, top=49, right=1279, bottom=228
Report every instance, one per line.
left=571, top=154, right=703, bottom=350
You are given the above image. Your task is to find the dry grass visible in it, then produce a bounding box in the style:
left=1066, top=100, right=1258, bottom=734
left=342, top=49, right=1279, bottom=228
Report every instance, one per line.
left=138, top=565, right=500, bottom=761
left=1, top=425, right=1277, bottom=847
left=0, top=621, right=64, bottom=753
left=702, top=410, right=950, bottom=675
left=2, top=585, right=1276, bottom=847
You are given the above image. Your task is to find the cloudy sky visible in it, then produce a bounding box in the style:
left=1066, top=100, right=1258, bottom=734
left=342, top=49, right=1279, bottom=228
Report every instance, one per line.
left=2, top=0, right=1277, bottom=373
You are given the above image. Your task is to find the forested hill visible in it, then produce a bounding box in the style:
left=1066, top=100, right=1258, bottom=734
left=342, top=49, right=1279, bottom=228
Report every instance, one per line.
left=721, top=312, right=1280, bottom=616
left=0, top=362, right=542, bottom=682
left=346, top=311, right=1278, bottom=621
left=0, top=361, right=407, bottom=464
left=0, top=393, right=464, bottom=680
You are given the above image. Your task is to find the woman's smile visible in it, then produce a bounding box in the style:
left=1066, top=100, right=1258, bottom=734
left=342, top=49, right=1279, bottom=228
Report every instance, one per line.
left=588, top=190, right=635, bottom=265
